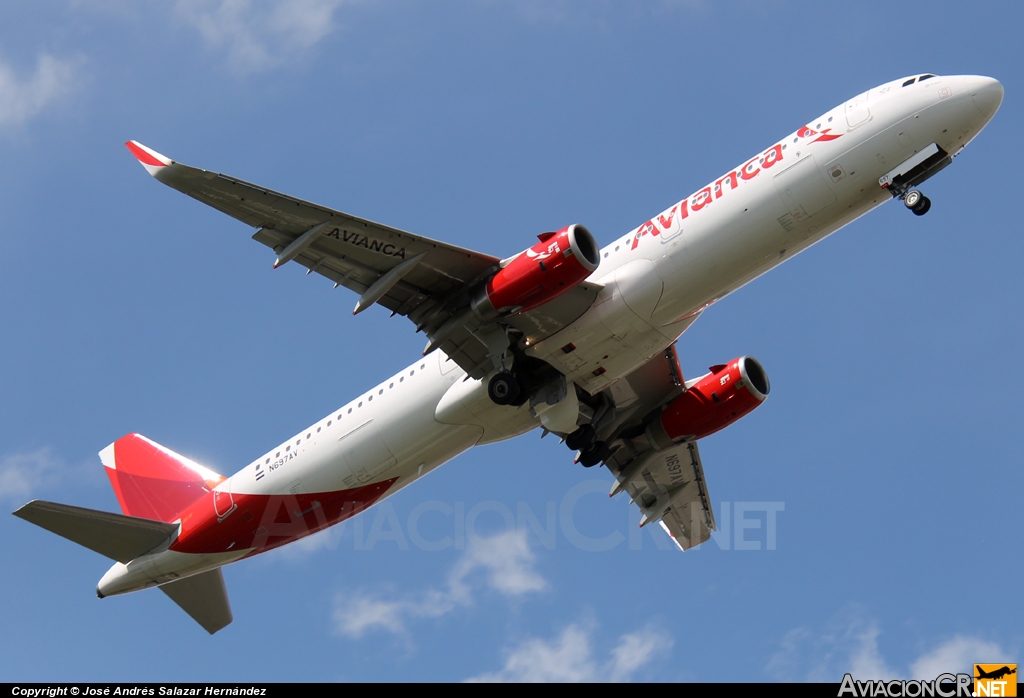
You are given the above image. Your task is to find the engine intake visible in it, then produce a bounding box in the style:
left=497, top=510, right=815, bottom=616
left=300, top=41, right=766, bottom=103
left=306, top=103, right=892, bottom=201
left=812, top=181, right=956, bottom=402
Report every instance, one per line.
left=646, top=356, right=770, bottom=448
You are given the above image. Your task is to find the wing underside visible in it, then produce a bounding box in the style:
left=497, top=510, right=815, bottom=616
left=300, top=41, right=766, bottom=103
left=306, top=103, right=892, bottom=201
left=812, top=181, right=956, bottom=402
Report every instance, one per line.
left=601, top=346, right=717, bottom=551
left=129, top=141, right=600, bottom=378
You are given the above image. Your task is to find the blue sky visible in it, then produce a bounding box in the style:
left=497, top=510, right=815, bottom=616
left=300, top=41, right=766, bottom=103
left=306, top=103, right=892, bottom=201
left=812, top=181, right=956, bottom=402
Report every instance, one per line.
left=1, top=0, right=1020, bottom=683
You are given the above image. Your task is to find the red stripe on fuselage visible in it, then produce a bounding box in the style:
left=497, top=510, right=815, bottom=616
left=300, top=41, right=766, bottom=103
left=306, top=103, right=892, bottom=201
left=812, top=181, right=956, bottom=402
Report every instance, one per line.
left=168, top=478, right=399, bottom=556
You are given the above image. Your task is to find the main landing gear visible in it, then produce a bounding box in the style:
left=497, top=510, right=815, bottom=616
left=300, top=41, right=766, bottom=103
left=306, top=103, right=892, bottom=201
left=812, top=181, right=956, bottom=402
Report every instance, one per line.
left=566, top=424, right=610, bottom=468
left=903, top=189, right=931, bottom=216
left=487, top=371, right=527, bottom=406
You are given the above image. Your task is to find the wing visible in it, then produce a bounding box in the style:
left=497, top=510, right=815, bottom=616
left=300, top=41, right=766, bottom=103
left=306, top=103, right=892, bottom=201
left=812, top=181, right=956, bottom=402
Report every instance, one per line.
left=601, top=343, right=717, bottom=551
left=125, top=141, right=600, bottom=378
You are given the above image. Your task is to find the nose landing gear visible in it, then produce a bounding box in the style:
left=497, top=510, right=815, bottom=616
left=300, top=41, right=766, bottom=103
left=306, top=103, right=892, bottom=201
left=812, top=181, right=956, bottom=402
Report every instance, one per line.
left=903, top=189, right=932, bottom=216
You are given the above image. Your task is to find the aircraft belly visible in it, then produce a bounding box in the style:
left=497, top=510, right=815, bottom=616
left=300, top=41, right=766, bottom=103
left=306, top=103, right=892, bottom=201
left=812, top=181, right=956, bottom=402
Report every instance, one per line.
left=434, top=371, right=540, bottom=444
left=99, top=549, right=248, bottom=596
left=527, top=296, right=673, bottom=395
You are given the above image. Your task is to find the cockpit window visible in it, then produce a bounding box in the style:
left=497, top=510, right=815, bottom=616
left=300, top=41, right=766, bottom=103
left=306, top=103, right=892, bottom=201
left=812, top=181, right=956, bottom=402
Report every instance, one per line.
left=919, top=74, right=935, bottom=81
left=902, top=78, right=916, bottom=87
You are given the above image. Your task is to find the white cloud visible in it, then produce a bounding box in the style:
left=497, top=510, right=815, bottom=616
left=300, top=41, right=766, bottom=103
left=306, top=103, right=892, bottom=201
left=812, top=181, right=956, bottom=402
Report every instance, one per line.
left=0, top=448, right=64, bottom=503
left=768, top=609, right=898, bottom=681
left=332, top=529, right=546, bottom=639
left=768, top=607, right=1010, bottom=682
left=448, top=525, right=547, bottom=600
left=909, top=636, right=1010, bottom=680
left=174, top=0, right=349, bottom=73
left=467, top=622, right=672, bottom=682
left=0, top=54, right=78, bottom=130
left=610, top=626, right=673, bottom=682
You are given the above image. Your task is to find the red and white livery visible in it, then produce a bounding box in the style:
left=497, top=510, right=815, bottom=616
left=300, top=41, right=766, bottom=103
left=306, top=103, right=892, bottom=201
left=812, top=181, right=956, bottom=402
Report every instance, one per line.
left=15, top=74, right=1003, bottom=633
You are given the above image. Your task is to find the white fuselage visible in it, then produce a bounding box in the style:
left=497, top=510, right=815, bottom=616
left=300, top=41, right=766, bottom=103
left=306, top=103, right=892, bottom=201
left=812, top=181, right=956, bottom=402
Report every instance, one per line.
left=99, top=74, right=1002, bottom=595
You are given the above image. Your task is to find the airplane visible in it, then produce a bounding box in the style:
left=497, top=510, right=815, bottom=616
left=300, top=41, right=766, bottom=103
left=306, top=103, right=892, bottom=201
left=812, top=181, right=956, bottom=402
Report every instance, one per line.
left=975, top=666, right=1016, bottom=681
left=13, top=74, right=1003, bottom=634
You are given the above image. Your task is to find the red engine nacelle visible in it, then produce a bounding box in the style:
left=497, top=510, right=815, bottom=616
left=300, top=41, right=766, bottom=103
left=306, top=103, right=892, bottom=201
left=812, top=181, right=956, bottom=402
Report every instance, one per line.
left=646, top=356, right=770, bottom=448
left=472, top=224, right=600, bottom=318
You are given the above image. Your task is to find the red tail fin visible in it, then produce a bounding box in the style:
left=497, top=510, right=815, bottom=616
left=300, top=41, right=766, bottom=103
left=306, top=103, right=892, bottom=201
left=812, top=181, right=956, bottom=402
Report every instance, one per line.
left=100, top=434, right=225, bottom=523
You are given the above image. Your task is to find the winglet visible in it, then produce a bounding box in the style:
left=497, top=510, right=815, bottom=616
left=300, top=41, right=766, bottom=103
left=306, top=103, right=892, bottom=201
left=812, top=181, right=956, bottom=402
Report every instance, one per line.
left=125, top=141, right=173, bottom=176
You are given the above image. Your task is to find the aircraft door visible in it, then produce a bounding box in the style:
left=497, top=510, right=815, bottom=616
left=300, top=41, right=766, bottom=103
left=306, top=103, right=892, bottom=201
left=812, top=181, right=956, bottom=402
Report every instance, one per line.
left=213, top=479, right=236, bottom=521
left=773, top=155, right=837, bottom=223
left=337, top=419, right=398, bottom=487
left=845, top=90, right=871, bottom=129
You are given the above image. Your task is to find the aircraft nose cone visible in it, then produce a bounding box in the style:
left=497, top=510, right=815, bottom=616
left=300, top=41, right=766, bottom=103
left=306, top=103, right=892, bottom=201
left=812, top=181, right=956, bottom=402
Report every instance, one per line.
left=969, top=76, right=1004, bottom=121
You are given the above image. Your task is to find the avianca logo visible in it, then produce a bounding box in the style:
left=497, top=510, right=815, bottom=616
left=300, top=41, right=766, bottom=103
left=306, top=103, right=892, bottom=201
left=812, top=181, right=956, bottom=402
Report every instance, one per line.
left=629, top=122, right=845, bottom=250
left=631, top=142, right=785, bottom=250
left=797, top=125, right=842, bottom=143
left=526, top=240, right=562, bottom=261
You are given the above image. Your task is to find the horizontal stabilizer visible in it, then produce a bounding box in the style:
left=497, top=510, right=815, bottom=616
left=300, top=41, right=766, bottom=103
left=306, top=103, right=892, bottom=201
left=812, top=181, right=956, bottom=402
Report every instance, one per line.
left=13, top=500, right=177, bottom=563
left=160, top=569, right=233, bottom=635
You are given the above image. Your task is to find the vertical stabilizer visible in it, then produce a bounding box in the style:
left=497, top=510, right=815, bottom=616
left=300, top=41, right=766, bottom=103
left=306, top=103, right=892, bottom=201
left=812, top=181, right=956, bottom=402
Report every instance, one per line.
left=101, top=433, right=225, bottom=523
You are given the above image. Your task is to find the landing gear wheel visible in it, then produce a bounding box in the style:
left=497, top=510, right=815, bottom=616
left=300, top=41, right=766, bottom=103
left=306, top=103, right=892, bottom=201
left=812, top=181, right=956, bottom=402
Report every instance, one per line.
left=565, top=425, right=596, bottom=452
left=578, top=442, right=610, bottom=468
left=509, top=375, right=530, bottom=407
left=904, top=190, right=931, bottom=215
left=487, top=372, right=521, bottom=406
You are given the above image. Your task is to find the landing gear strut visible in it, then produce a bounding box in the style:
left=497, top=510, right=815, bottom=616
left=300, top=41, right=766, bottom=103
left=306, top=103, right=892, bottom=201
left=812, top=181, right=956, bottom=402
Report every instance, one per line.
left=903, top=189, right=931, bottom=216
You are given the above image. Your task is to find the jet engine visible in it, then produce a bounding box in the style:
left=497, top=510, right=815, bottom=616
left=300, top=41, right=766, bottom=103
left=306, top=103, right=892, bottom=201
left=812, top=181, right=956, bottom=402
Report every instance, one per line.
left=646, top=356, right=770, bottom=448
left=472, top=224, right=600, bottom=319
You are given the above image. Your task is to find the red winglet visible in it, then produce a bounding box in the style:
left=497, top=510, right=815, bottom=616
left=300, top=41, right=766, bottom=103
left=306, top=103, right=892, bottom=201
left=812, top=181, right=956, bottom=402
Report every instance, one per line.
left=125, top=140, right=172, bottom=175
